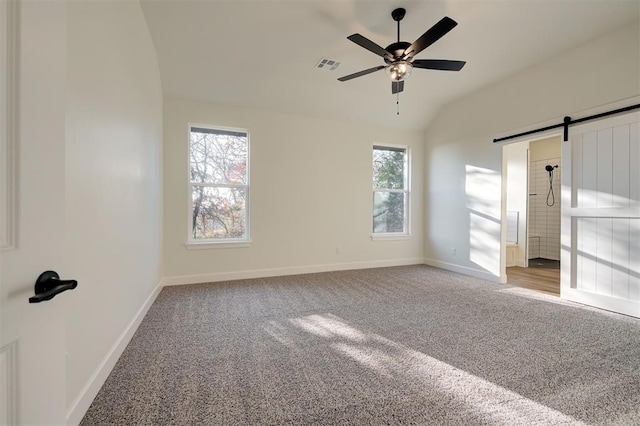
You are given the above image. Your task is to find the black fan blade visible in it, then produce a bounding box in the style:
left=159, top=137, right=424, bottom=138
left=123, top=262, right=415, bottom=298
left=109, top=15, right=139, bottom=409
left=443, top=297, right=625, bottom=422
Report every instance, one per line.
left=338, top=65, right=386, bottom=82
left=412, top=59, right=466, bottom=71
left=347, top=34, right=391, bottom=58
left=403, top=16, right=458, bottom=59
left=391, top=80, right=404, bottom=94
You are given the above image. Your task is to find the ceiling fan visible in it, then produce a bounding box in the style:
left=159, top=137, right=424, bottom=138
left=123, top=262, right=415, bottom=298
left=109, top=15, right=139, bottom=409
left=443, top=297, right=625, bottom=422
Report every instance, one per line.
left=338, top=8, right=466, bottom=94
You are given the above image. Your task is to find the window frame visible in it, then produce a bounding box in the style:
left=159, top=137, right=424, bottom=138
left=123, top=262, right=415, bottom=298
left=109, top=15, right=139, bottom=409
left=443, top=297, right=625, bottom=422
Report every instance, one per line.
left=371, top=144, right=411, bottom=240
left=186, top=123, right=251, bottom=249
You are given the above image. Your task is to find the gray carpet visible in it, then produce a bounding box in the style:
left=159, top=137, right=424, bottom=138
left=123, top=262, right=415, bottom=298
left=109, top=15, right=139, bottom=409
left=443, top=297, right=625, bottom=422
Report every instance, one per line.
left=80, top=265, right=640, bottom=425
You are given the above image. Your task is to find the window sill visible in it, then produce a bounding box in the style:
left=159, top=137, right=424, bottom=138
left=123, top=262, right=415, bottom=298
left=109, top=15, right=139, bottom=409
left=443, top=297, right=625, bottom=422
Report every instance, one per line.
left=185, top=240, right=251, bottom=250
left=371, top=234, right=412, bottom=241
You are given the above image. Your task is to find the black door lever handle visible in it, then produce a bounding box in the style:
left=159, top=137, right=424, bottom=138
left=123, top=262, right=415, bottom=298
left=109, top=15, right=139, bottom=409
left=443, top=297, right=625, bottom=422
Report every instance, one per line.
left=29, top=271, right=78, bottom=303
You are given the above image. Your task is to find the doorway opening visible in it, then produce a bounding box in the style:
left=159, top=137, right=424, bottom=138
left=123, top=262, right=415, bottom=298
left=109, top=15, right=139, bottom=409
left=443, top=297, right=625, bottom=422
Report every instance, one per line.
left=502, top=135, right=562, bottom=295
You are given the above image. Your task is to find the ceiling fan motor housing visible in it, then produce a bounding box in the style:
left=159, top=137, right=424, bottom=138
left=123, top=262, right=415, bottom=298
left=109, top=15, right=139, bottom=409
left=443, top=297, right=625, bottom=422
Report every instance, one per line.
left=384, top=42, right=411, bottom=64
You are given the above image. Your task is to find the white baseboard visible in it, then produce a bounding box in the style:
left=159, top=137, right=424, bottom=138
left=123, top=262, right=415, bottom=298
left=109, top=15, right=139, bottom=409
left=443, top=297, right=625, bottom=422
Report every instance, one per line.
left=161, top=258, right=425, bottom=286
left=66, top=281, right=163, bottom=426
left=423, top=257, right=500, bottom=283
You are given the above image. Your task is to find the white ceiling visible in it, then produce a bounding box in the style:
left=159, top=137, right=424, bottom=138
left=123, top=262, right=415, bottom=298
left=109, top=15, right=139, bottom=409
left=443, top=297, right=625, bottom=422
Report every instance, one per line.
left=140, top=0, right=640, bottom=131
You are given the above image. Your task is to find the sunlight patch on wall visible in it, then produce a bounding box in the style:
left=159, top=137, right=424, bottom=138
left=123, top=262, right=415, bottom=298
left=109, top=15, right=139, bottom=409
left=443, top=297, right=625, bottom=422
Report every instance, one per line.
left=466, top=165, right=501, bottom=275
left=469, top=212, right=501, bottom=274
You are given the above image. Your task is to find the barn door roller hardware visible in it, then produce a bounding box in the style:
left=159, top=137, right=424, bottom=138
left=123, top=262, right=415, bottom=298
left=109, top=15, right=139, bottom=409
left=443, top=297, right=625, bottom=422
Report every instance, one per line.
left=493, top=103, right=640, bottom=143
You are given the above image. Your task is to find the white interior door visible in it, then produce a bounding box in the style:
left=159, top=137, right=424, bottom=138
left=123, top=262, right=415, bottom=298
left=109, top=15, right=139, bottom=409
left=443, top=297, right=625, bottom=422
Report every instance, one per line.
left=0, top=0, right=70, bottom=424
left=561, top=109, right=640, bottom=317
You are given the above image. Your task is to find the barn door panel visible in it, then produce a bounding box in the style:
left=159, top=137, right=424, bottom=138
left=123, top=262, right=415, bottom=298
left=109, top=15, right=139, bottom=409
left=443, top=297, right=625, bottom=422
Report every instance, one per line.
left=561, top=112, right=640, bottom=317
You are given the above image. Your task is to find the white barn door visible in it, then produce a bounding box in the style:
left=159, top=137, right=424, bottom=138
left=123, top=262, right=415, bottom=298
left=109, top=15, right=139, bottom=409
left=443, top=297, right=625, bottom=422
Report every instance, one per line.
left=561, top=110, right=640, bottom=317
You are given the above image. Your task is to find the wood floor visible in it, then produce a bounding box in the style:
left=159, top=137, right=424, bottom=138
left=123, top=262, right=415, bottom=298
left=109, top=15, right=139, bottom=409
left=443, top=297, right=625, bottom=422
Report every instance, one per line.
left=506, top=266, right=560, bottom=296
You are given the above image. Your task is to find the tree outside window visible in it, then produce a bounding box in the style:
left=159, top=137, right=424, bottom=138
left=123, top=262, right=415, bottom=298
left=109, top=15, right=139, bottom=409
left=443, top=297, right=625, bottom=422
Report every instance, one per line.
left=373, top=145, right=409, bottom=234
left=189, top=126, right=249, bottom=241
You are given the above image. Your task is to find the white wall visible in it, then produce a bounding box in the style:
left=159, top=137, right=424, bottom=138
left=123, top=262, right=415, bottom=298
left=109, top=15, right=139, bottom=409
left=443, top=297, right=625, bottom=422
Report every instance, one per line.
left=163, top=98, right=424, bottom=283
left=530, top=135, right=561, bottom=161
left=424, top=22, right=640, bottom=281
left=504, top=142, right=528, bottom=266
left=64, top=1, right=163, bottom=422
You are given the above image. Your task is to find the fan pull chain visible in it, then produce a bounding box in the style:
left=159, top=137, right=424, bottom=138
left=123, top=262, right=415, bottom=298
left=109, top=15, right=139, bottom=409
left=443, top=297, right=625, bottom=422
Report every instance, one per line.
left=397, top=93, right=400, bottom=115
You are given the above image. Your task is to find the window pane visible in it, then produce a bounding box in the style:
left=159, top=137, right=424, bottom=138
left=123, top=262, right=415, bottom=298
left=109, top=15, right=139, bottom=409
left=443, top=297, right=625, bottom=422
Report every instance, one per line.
left=190, top=129, right=247, bottom=185
left=373, top=191, right=405, bottom=233
left=192, top=186, right=246, bottom=239
left=373, top=148, right=405, bottom=189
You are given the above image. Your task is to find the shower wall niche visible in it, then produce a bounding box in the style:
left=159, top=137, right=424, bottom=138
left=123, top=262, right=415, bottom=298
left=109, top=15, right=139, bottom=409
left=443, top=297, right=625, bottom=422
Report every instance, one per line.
left=529, top=157, right=561, bottom=260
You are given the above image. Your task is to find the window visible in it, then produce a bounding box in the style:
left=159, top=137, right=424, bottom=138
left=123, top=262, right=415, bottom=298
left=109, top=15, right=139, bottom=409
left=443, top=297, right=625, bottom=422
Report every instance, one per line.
left=189, top=125, right=249, bottom=244
left=372, top=145, right=409, bottom=235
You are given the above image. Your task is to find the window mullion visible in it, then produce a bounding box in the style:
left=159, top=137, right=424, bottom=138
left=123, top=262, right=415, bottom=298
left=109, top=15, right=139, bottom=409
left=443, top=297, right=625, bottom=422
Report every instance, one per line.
left=373, top=188, right=407, bottom=193
left=191, top=182, right=248, bottom=189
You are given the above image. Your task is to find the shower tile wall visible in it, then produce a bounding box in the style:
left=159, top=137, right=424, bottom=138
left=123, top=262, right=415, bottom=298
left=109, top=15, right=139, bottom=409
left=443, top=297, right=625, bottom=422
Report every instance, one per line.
left=529, top=157, right=561, bottom=260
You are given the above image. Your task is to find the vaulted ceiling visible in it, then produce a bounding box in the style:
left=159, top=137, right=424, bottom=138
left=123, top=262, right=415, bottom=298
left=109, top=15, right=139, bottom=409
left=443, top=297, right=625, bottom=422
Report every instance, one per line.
left=140, top=0, right=640, bottom=131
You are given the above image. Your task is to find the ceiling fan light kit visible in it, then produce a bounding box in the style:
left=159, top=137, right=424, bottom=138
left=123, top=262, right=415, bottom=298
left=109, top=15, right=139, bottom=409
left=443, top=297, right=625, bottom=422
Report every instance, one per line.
left=338, top=7, right=466, bottom=94
left=387, top=61, right=412, bottom=81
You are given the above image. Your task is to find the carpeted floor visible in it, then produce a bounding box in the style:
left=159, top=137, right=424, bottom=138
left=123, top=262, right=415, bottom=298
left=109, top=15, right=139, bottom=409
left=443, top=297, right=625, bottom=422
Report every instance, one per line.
left=81, top=265, right=640, bottom=425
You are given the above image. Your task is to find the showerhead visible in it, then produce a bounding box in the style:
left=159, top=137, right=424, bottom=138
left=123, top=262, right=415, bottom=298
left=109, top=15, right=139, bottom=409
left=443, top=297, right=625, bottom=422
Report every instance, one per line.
left=544, top=164, right=559, bottom=206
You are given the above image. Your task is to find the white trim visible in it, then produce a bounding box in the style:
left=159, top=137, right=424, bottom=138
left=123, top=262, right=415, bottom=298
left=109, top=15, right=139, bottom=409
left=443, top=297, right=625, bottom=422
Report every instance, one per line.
left=372, top=142, right=408, bottom=151
left=185, top=240, right=251, bottom=250
left=562, top=288, right=640, bottom=319
left=423, top=257, right=501, bottom=283
left=66, top=281, right=163, bottom=426
left=161, top=258, right=425, bottom=286
left=370, top=234, right=412, bottom=241
left=374, top=188, right=406, bottom=193
left=0, top=0, right=18, bottom=250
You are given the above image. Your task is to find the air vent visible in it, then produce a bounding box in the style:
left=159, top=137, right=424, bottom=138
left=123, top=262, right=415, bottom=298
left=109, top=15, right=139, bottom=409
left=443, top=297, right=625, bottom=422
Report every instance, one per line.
left=316, top=58, right=341, bottom=71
